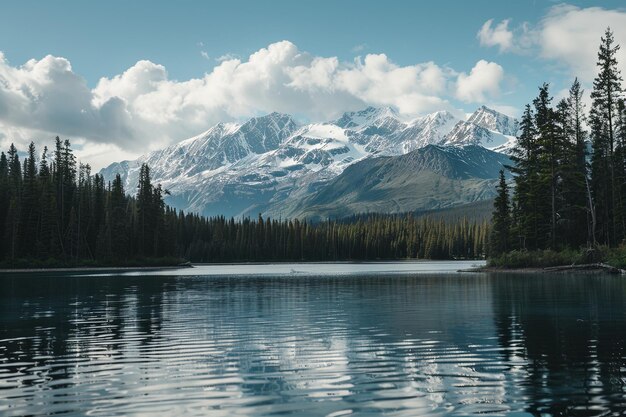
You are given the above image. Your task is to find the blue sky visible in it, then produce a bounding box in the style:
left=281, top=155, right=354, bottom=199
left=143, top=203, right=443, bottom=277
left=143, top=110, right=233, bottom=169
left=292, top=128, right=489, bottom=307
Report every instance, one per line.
left=0, top=1, right=543, bottom=77
left=0, top=1, right=585, bottom=90
left=1, top=0, right=625, bottom=167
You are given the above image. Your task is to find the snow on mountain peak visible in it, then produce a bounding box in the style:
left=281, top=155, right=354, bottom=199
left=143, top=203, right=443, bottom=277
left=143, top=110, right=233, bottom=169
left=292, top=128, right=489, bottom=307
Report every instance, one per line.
left=100, top=105, right=516, bottom=218
left=179, top=122, right=241, bottom=146
left=441, top=106, right=518, bottom=152
left=333, top=106, right=400, bottom=129
left=468, top=106, right=518, bottom=136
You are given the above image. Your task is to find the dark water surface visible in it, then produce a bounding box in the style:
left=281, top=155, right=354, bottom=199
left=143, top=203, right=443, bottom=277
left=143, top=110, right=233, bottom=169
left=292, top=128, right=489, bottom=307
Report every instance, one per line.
left=1, top=263, right=626, bottom=416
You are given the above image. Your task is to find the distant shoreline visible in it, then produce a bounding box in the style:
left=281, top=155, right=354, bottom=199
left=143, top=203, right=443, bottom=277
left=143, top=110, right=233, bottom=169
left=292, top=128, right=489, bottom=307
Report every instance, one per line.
left=0, top=259, right=484, bottom=274
left=0, top=265, right=193, bottom=274
left=459, top=263, right=625, bottom=275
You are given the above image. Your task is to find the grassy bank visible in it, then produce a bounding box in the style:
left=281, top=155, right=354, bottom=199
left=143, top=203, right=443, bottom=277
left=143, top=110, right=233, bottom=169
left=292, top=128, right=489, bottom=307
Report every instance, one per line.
left=488, top=246, right=626, bottom=270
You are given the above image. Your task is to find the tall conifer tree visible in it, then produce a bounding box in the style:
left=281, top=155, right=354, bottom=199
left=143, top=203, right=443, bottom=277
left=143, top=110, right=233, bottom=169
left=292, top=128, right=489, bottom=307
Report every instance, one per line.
left=490, top=170, right=511, bottom=256
left=590, top=27, right=623, bottom=245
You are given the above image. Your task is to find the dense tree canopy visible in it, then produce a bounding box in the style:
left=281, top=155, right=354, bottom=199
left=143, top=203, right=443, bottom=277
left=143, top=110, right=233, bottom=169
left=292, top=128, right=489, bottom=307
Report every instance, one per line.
left=494, top=27, right=626, bottom=253
left=0, top=138, right=488, bottom=266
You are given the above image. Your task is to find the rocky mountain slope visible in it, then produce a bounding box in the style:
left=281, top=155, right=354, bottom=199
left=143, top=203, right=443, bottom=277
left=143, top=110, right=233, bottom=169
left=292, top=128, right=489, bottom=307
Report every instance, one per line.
left=100, top=106, right=518, bottom=219
left=441, top=106, right=518, bottom=152
left=273, top=145, right=512, bottom=220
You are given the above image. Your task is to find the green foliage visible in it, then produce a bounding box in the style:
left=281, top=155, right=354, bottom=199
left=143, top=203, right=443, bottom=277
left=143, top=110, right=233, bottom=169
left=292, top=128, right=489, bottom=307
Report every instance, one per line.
left=490, top=170, right=511, bottom=256
left=0, top=139, right=489, bottom=267
left=488, top=245, right=626, bottom=270
left=590, top=27, right=624, bottom=245
left=177, top=214, right=489, bottom=262
left=603, top=245, right=626, bottom=269
left=488, top=249, right=586, bottom=269
left=496, top=28, right=626, bottom=262
left=0, top=139, right=175, bottom=267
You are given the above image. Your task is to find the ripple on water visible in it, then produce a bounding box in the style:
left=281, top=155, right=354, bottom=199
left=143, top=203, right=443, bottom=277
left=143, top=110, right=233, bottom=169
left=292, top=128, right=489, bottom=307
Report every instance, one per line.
left=1, top=270, right=626, bottom=416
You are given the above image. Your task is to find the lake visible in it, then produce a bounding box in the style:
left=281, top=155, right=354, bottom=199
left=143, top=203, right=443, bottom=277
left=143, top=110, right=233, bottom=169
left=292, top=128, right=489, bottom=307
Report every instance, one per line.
left=1, top=261, right=626, bottom=416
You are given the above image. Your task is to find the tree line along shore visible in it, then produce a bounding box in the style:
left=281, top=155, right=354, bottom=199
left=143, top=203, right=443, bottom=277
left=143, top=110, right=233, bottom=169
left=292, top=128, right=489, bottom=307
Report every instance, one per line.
left=489, top=28, right=626, bottom=271
left=0, top=136, right=489, bottom=268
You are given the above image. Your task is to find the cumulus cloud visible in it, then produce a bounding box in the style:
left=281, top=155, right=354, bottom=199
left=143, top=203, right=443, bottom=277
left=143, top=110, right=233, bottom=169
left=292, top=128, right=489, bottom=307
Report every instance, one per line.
left=479, top=6, right=626, bottom=82
left=477, top=19, right=535, bottom=54
left=0, top=41, right=506, bottom=168
left=215, top=53, right=239, bottom=62
left=477, top=19, right=514, bottom=52
left=0, top=53, right=136, bottom=147
left=537, top=5, right=626, bottom=81
left=455, top=60, right=504, bottom=103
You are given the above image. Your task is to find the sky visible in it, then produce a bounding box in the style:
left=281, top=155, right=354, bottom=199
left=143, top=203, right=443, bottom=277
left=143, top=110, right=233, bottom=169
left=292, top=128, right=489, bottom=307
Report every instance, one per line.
left=1, top=0, right=626, bottom=169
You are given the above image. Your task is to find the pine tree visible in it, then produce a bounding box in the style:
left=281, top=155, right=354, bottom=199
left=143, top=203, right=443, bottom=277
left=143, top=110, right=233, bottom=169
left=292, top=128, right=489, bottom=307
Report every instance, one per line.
left=533, top=83, right=561, bottom=248
left=617, top=98, right=626, bottom=239
left=510, top=104, right=538, bottom=249
left=137, top=163, right=155, bottom=256
left=38, top=147, right=60, bottom=258
left=0, top=152, right=8, bottom=259
left=555, top=79, right=594, bottom=247
left=490, top=170, right=511, bottom=256
left=110, top=174, right=129, bottom=260
left=590, top=27, right=623, bottom=245
left=570, top=79, right=596, bottom=246
left=7, top=143, right=21, bottom=194
left=21, top=142, right=39, bottom=257
left=4, top=198, right=19, bottom=261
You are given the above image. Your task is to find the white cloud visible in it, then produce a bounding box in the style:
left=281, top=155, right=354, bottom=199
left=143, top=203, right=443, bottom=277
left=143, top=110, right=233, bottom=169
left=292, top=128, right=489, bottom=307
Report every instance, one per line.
left=478, top=19, right=514, bottom=52
left=455, top=60, right=504, bottom=103
left=93, top=59, right=167, bottom=108
left=215, top=53, right=239, bottom=62
left=0, top=41, right=506, bottom=169
left=479, top=6, right=626, bottom=82
left=0, top=53, right=136, bottom=148
left=537, top=5, right=626, bottom=81
left=477, top=19, right=536, bottom=54
left=200, top=51, right=210, bottom=60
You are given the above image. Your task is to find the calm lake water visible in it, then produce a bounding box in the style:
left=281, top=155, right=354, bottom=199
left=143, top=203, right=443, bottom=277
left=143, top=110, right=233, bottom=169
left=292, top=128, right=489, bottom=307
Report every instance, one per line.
left=1, top=261, right=626, bottom=416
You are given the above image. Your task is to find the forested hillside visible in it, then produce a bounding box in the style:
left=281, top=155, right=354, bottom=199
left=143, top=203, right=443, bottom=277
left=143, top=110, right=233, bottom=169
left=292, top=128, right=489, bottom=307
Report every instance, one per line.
left=0, top=138, right=489, bottom=266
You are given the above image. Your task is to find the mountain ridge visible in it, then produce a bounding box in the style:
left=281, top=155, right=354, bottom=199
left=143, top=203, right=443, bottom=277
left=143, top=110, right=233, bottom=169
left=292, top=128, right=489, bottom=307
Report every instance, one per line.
left=100, top=105, right=518, bottom=218
left=270, top=144, right=512, bottom=220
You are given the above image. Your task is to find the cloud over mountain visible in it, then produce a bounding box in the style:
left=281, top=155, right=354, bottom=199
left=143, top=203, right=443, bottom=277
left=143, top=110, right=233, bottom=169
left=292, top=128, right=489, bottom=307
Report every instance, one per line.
left=0, top=41, right=506, bottom=168
left=456, top=60, right=504, bottom=103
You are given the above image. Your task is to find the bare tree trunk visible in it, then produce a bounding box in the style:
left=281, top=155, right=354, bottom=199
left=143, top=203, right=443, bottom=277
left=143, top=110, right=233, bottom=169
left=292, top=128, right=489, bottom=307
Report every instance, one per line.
left=585, top=174, right=597, bottom=246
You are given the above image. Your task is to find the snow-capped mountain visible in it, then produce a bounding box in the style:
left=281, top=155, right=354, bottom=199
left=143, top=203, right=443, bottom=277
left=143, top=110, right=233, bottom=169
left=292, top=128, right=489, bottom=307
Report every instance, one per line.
left=334, top=106, right=459, bottom=154
left=442, top=106, right=518, bottom=153
left=100, top=105, right=518, bottom=218
left=280, top=144, right=512, bottom=220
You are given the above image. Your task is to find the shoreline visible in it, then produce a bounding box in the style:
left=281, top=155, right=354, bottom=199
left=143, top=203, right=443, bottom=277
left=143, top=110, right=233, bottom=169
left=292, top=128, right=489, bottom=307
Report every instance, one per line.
left=192, top=259, right=480, bottom=266
left=0, top=259, right=485, bottom=274
left=459, top=263, right=625, bottom=275
left=0, top=265, right=193, bottom=274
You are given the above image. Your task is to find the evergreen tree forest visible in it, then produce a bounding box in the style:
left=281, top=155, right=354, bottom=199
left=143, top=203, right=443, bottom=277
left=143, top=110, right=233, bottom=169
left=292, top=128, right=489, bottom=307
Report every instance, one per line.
left=491, top=28, right=626, bottom=258
left=0, top=137, right=489, bottom=267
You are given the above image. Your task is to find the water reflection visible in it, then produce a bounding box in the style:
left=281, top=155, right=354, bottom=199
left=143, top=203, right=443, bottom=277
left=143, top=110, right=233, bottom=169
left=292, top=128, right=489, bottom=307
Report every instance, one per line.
left=0, top=270, right=625, bottom=416
left=491, top=274, right=626, bottom=416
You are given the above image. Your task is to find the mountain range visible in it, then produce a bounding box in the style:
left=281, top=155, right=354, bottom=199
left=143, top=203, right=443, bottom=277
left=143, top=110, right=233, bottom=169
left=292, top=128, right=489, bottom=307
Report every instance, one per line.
left=100, top=105, right=518, bottom=219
